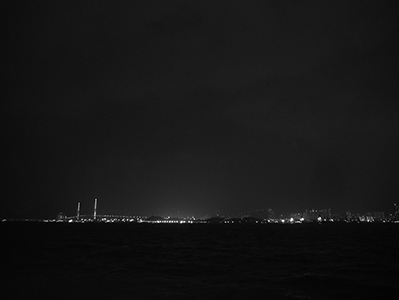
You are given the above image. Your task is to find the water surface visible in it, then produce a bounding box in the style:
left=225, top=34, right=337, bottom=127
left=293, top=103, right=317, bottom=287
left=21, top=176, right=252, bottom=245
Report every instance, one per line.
left=2, top=223, right=398, bottom=299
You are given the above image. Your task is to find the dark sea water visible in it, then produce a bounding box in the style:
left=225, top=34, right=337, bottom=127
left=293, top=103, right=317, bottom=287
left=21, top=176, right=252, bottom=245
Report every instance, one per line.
left=2, top=223, right=399, bottom=299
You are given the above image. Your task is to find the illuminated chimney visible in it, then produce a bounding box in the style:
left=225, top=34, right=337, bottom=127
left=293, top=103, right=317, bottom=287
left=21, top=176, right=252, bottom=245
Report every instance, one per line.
left=77, top=202, right=80, bottom=220
left=94, top=198, right=97, bottom=220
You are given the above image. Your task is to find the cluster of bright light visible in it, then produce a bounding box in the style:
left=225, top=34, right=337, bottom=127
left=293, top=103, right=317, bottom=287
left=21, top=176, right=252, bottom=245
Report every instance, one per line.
left=223, top=220, right=263, bottom=224
left=145, top=220, right=195, bottom=224
left=6, top=207, right=397, bottom=224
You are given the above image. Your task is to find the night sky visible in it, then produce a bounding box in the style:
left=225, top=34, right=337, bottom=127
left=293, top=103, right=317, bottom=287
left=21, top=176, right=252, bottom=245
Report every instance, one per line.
left=4, top=1, right=399, bottom=219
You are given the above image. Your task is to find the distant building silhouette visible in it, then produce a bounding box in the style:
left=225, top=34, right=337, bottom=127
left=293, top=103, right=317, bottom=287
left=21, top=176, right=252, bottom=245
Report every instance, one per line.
left=240, top=208, right=275, bottom=220
left=57, top=212, right=65, bottom=221
left=304, top=209, right=331, bottom=221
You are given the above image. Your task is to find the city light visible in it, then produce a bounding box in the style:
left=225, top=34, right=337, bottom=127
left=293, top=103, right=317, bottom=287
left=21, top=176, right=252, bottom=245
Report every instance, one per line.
left=3, top=203, right=398, bottom=224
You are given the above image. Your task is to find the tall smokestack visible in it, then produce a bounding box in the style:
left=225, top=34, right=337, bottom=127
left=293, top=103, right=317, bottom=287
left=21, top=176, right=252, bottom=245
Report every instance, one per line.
left=77, top=202, right=80, bottom=220
left=94, top=198, right=97, bottom=220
